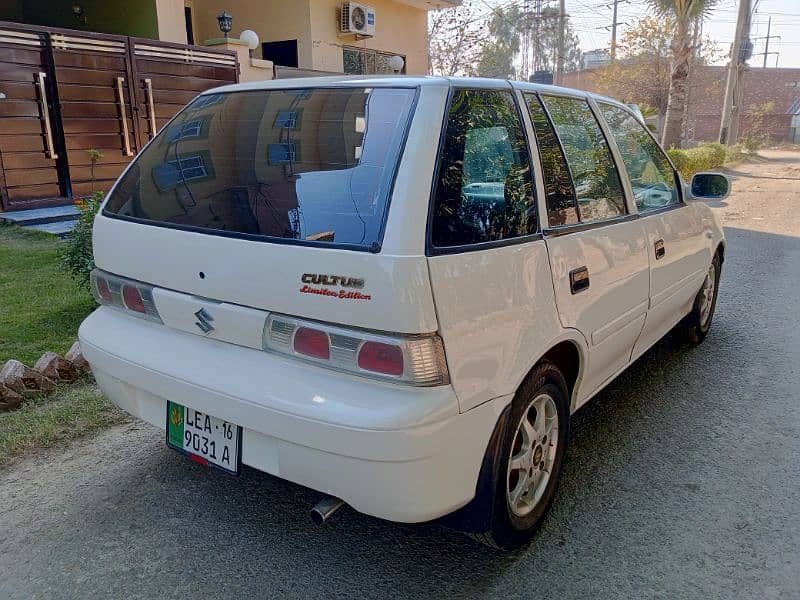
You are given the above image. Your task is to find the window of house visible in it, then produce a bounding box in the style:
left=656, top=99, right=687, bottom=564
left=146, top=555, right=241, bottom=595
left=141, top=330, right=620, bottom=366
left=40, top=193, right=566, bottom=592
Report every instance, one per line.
left=524, top=93, right=579, bottom=227
left=163, top=118, right=206, bottom=143
left=188, top=95, right=224, bottom=111
left=262, top=40, right=299, bottom=67
left=541, top=95, right=626, bottom=223
left=430, top=89, right=536, bottom=249
left=184, top=2, right=195, bottom=45
left=152, top=153, right=212, bottom=191
left=343, top=47, right=405, bottom=75
left=600, top=103, right=680, bottom=212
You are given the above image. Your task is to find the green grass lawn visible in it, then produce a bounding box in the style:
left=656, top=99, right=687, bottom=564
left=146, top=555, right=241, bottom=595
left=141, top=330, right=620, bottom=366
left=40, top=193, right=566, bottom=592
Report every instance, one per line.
left=0, top=224, right=95, bottom=365
left=0, top=380, right=128, bottom=466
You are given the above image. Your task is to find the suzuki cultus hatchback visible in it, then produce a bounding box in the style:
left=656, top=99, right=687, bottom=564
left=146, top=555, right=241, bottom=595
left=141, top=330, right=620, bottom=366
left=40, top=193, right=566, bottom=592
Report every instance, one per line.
left=80, top=76, right=729, bottom=550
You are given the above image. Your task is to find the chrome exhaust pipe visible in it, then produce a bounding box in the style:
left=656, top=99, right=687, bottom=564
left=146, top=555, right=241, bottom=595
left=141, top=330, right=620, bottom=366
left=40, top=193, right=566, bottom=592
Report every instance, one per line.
left=309, top=496, right=345, bottom=525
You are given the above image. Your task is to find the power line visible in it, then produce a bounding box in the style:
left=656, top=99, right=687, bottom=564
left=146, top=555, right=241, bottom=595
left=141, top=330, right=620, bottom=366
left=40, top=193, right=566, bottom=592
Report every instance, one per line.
left=753, top=15, right=780, bottom=67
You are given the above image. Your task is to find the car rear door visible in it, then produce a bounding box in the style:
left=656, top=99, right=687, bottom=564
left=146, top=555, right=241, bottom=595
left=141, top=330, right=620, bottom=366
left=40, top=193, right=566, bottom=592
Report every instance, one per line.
left=524, top=92, right=650, bottom=404
left=597, top=103, right=710, bottom=359
left=425, top=83, right=564, bottom=412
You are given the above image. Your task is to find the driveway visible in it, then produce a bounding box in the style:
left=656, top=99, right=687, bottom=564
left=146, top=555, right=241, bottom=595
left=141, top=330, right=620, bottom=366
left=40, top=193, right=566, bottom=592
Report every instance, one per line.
left=2, top=151, right=799, bottom=599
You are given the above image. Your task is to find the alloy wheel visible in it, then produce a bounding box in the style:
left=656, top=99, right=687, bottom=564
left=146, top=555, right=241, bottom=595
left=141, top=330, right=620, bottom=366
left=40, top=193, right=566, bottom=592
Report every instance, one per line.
left=506, top=393, right=559, bottom=517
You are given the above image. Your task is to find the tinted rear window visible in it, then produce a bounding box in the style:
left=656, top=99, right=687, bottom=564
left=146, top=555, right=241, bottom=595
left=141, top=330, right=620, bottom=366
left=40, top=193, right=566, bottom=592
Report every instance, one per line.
left=104, top=87, right=417, bottom=250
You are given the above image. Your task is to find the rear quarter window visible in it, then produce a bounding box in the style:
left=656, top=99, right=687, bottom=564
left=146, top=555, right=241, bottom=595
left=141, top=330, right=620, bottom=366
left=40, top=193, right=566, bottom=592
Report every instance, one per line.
left=430, top=88, right=537, bottom=250
left=104, top=87, right=417, bottom=250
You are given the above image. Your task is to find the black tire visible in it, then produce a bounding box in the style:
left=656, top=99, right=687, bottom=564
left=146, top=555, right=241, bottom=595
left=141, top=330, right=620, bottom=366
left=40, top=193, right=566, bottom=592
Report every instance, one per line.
left=470, top=360, right=570, bottom=550
left=681, top=252, right=722, bottom=345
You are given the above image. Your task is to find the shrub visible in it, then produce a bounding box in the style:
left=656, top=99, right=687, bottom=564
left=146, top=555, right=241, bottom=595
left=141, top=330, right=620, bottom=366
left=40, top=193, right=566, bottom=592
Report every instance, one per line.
left=60, top=192, right=103, bottom=288
left=667, top=142, right=729, bottom=179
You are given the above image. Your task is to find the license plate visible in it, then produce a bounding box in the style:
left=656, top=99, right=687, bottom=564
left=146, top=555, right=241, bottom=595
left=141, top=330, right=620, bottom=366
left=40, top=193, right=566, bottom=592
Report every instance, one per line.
left=166, top=401, right=241, bottom=475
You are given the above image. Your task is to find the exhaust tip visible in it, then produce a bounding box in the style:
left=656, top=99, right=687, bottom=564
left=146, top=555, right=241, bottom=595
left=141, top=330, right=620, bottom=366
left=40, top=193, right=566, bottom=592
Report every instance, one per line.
left=309, top=496, right=345, bottom=525
left=309, top=508, right=326, bottom=526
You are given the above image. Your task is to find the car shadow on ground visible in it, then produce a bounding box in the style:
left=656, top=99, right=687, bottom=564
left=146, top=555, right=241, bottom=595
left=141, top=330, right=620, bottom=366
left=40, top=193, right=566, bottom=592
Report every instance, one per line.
left=67, top=226, right=798, bottom=598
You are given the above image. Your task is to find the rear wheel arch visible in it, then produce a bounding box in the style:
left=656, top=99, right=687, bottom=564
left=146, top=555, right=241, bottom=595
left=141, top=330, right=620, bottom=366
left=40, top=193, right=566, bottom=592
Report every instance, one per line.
left=538, top=340, right=582, bottom=407
left=716, top=240, right=726, bottom=264
left=437, top=339, right=584, bottom=536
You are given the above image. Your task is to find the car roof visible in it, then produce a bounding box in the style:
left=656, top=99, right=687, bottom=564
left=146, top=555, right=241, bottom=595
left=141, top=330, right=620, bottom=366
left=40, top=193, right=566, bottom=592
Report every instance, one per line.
left=202, top=75, right=622, bottom=106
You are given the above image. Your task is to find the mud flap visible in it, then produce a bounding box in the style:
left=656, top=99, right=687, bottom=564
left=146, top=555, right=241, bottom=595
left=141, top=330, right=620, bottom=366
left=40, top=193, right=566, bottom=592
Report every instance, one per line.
left=434, top=404, right=512, bottom=534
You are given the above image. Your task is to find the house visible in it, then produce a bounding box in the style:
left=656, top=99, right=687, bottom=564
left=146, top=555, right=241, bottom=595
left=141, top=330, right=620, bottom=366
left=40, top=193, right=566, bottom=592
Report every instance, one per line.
left=0, top=0, right=458, bottom=220
left=1, top=1, right=459, bottom=77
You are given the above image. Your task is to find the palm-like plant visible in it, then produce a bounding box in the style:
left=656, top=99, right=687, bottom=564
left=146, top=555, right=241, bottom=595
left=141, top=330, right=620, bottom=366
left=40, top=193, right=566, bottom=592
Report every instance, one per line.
left=647, top=0, right=717, bottom=148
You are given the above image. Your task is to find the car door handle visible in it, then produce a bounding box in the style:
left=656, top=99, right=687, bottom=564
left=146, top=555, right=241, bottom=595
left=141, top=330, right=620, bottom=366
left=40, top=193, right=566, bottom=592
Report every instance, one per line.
left=654, top=239, right=666, bottom=260
left=569, top=266, right=590, bottom=294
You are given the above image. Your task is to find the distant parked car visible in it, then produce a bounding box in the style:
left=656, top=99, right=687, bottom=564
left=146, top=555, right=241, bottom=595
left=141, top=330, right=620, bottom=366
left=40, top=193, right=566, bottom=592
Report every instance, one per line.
left=79, top=76, right=729, bottom=550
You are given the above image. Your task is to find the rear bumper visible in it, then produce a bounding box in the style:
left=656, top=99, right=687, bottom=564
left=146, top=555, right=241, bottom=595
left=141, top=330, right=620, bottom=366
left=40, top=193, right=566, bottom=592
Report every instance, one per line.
left=79, top=308, right=506, bottom=522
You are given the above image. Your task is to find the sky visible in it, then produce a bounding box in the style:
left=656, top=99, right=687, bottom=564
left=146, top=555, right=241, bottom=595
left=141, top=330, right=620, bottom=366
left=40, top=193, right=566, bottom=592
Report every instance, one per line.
left=478, top=0, right=800, bottom=69
left=565, top=0, right=800, bottom=68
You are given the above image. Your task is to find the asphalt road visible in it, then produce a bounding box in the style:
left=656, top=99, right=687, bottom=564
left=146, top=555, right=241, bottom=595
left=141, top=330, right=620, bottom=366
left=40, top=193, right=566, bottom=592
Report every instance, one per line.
left=2, top=154, right=799, bottom=599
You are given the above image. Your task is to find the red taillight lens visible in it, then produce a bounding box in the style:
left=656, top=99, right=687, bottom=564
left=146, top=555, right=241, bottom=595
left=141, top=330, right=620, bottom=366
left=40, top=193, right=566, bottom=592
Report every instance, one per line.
left=96, top=277, right=112, bottom=303
left=122, top=284, right=146, bottom=313
left=293, top=327, right=330, bottom=360
left=358, top=341, right=404, bottom=376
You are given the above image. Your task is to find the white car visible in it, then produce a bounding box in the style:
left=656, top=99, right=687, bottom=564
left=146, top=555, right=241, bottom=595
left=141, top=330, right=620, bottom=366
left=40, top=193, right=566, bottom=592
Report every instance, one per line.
left=79, top=77, right=728, bottom=550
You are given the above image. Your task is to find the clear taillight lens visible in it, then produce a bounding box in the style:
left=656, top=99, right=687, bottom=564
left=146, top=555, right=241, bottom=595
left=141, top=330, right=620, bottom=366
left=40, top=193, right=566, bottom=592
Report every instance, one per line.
left=263, top=314, right=449, bottom=386
left=91, top=269, right=162, bottom=323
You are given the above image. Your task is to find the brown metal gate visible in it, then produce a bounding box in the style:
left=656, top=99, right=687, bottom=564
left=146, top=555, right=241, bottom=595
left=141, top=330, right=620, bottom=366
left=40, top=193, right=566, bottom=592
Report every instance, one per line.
left=0, top=22, right=238, bottom=212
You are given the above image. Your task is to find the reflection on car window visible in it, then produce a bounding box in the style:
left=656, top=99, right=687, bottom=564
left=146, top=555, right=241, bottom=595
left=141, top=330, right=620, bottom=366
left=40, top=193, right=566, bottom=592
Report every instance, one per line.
left=431, top=89, right=536, bottom=248
left=104, top=88, right=416, bottom=249
left=525, top=93, right=578, bottom=227
left=600, top=104, right=679, bottom=212
left=542, top=95, right=626, bottom=223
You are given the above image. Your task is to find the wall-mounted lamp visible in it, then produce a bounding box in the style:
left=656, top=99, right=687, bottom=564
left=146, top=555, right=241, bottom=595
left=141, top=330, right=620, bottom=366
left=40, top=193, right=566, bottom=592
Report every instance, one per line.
left=71, top=3, right=87, bottom=24
left=239, top=29, right=260, bottom=58
left=389, top=55, right=405, bottom=74
left=217, top=11, right=233, bottom=39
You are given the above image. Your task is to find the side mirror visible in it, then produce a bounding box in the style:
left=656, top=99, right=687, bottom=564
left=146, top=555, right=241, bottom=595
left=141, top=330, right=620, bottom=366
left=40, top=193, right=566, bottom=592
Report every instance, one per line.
left=690, top=172, right=730, bottom=200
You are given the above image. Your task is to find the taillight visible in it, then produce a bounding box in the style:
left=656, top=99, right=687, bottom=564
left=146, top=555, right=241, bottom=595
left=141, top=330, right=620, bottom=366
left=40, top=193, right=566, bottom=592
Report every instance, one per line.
left=293, top=327, right=330, bottom=360
left=96, top=276, right=113, bottom=303
left=358, top=341, right=403, bottom=376
left=90, top=269, right=162, bottom=323
left=122, top=284, right=146, bottom=313
left=264, top=314, right=449, bottom=386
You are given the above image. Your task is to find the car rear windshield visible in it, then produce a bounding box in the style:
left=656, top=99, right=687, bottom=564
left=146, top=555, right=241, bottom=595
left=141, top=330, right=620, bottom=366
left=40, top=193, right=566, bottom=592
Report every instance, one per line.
left=103, top=87, right=417, bottom=250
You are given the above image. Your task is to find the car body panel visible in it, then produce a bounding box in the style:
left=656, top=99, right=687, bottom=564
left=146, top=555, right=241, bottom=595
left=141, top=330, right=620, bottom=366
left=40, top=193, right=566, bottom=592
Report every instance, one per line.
left=427, top=239, right=576, bottom=412
left=543, top=219, right=650, bottom=403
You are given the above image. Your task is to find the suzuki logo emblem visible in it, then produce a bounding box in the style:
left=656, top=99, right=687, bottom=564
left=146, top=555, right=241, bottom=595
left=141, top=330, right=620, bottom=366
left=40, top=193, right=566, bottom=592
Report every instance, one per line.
left=194, top=307, right=215, bottom=334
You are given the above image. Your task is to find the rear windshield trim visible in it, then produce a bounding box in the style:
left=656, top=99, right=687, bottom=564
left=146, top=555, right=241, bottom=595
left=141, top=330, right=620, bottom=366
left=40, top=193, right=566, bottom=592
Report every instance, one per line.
left=99, top=211, right=385, bottom=253
left=101, top=85, right=421, bottom=254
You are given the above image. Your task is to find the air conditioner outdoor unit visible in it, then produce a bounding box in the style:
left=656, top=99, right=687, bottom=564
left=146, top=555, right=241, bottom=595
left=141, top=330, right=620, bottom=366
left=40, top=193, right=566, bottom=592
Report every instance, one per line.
left=340, top=2, right=376, bottom=37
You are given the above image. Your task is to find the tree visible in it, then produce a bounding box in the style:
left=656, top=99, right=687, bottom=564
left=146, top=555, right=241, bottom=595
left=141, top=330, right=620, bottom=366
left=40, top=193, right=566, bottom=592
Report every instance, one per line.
left=646, top=0, right=718, bottom=148
left=535, top=6, right=582, bottom=76
left=428, top=1, right=484, bottom=76
left=587, top=16, right=718, bottom=128
left=474, top=5, right=582, bottom=80
left=476, top=5, right=522, bottom=78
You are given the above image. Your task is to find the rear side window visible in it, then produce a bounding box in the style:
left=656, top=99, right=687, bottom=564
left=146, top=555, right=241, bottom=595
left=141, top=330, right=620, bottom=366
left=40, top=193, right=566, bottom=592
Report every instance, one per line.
left=541, top=95, right=626, bottom=223
left=600, top=103, right=680, bottom=212
left=104, top=87, right=417, bottom=250
left=524, top=93, right=579, bottom=227
left=430, top=89, right=536, bottom=249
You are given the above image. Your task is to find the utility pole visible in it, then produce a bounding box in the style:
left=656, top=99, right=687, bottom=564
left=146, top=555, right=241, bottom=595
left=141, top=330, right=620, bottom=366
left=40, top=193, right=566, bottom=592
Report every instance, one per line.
left=556, top=0, right=566, bottom=84
left=719, top=0, right=753, bottom=145
left=522, top=0, right=530, bottom=81
left=610, top=0, right=620, bottom=60
left=596, top=0, right=626, bottom=60
left=755, top=16, right=780, bottom=67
